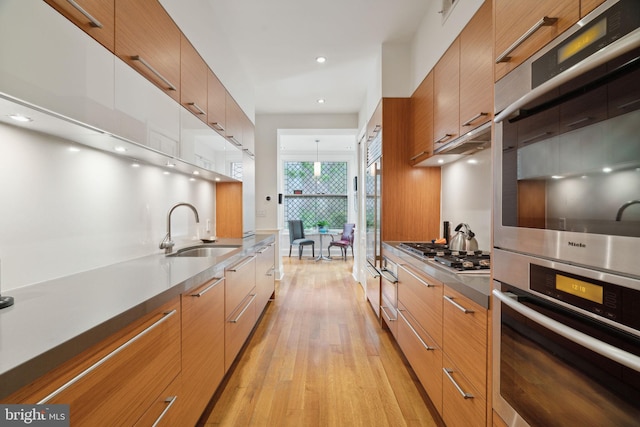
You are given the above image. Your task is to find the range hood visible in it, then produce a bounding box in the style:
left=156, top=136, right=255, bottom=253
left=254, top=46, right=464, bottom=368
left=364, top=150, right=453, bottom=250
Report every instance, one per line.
left=415, top=121, right=492, bottom=166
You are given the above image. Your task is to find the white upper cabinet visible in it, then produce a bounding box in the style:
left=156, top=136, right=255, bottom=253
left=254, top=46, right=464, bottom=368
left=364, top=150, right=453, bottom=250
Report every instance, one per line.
left=180, top=106, right=227, bottom=173
left=114, top=59, right=179, bottom=157
left=0, top=0, right=115, bottom=132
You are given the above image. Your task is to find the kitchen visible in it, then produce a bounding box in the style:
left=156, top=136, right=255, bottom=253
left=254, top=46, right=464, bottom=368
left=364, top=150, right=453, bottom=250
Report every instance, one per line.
left=1, top=0, right=640, bottom=426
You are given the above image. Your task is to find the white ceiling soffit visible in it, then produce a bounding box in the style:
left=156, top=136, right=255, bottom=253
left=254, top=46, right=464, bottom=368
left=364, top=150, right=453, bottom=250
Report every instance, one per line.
left=279, top=129, right=358, bottom=152
left=161, top=0, right=431, bottom=115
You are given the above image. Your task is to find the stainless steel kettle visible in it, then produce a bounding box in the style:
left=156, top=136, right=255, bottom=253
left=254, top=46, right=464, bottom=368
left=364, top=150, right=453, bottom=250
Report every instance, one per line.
left=449, top=223, right=479, bottom=252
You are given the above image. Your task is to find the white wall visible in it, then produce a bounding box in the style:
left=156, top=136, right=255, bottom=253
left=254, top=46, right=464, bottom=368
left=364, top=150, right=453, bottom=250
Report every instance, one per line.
left=440, top=148, right=492, bottom=251
left=0, top=123, right=216, bottom=291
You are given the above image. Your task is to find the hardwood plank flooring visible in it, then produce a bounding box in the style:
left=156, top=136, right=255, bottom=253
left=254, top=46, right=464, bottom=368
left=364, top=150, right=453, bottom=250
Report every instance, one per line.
left=199, top=257, right=442, bottom=427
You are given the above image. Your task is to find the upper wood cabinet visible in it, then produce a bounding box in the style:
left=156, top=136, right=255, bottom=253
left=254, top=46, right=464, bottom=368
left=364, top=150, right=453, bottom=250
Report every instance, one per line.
left=459, top=0, right=493, bottom=131
left=367, top=101, right=383, bottom=142
left=225, top=92, right=244, bottom=146
left=208, top=70, right=227, bottom=134
left=181, top=34, right=208, bottom=122
left=409, top=71, right=434, bottom=165
left=44, top=0, right=115, bottom=52
left=581, top=0, right=606, bottom=17
left=115, top=0, right=181, bottom=102
left=434, top=38, right=460, bottom=152
left=495, top=0, right=579, bottom=81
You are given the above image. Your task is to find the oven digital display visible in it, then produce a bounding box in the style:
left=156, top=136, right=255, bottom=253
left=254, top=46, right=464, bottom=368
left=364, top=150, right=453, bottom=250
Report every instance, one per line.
left=557, top=18, right=607, bottom=64
left=556, top=274, right=603, bottom=304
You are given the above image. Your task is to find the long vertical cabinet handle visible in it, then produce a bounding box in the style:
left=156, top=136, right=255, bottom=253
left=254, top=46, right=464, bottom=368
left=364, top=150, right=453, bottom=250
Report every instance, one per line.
left=190, top=277, right=224, bottom=297
left=495, top=16, right=558, bottom=63
left=66, top=0, right=103, bottom=28
left=443, top=368, right=474, bottom=399
left=443, top=295, right=474, bottom=313
left=38, top=310, right=177, bottom=404
left=131, top=55, right=177, bottom=91
left=151, top=396, right=178, bottom=427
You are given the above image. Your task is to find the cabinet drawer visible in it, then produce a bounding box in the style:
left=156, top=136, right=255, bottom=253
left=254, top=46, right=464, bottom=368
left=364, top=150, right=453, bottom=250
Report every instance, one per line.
left=134, top=373, right=181, bottom=427
left=397, top=304, right=443, bottom=414
left=225, top=290, right=257, bottom=372
left=442, top=286, right=487, bottom=399
left=7, top=298, right=181, bottom=426
left=442, top=354, right=486, bottom=427
left=225, top=255, right=257, bottom=316
left=380, top=294, right=398, bottom=339
left=255, top=244, right=276, bottom=314
left=397, top=263, right=443, bottom=347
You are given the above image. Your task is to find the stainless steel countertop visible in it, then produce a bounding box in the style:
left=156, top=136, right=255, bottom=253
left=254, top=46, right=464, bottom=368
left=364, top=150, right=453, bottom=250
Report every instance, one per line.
left=383, top=242, right=492, bottom=308
left=0, top=234, right=275, bottom=400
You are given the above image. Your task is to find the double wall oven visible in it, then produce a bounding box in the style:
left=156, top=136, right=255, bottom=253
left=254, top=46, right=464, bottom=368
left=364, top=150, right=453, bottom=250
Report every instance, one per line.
left=493, top=0, right=640, bottom=425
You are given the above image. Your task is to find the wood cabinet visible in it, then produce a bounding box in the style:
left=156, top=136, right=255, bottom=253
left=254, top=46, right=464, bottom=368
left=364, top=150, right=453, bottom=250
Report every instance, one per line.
left=255, top=243, right=276, bottom=314
left=216, top=182, right=244, bottom=238
left=459, top=0, right=493, bottom=132
left=409, top=72, right=434, bottom=165
left=115, top=0, right=181, bottom=102
left=225, top=255, right=257, bottom=372
left=225, top=93, right=244, bottom=146
left=180, top=34, right=208, bottom=122
left=442, top=285, right=488, bottom=426
left=3, top=298, right=181, bottom=426
left=180, top=277, right=226, bottom=427
left=208, top=70, right=227, bottom=134
left=495, top=0, right=579, bottom=81
left=134, top=374, right=182, bottom=427
left=581, top=0, right=606, bottom=17
left=380, top=98, right=442, bottom=242
left=366, top=101, right=383, bottom=143
left=434, top=39, right=460, bottom=152
left=44, top=0, right=115, bottom=52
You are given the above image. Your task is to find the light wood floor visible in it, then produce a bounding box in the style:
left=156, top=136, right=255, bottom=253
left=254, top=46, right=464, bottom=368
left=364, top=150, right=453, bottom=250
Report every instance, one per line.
left=199, top=257, right=442, bottom=427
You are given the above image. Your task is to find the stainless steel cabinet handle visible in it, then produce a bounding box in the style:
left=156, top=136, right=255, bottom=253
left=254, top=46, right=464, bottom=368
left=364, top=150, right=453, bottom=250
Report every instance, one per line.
left=190, top=277, right=224, bottom=297
left=380, top=269, right=398, bottom=284
left=443, top=368, right=474, bottom=399
left=398, top=264, right=431, bottom=287
left=398, top=310, right=434, bottom=351
left=493, top=289, right=640, bottom=372
left=444, top=295, right=474, bottom=313
left=227, top=136, right=242, bottom=147
left=131, top=55, right=177, bottom=91
left=380, top=305, right=397, bottom=322
left=187, top=102, right=206, bottom=115
left=366, top=265, right=381, bottom=278
left=210, top=122, right=226, bottom=132
left=152, top=396, right=178, bottom=427
left=617, top=99, right=640, bottom=110
left=226, top=256, right=256, bottom=272
left=230, top=294, right=256, bottom=323
left=496, top=16, right=558, bottom=63
left=38, top=309, right=177, bottom=404
left=565, top=117, right=592, bottom=128
left=462, top=112, right=488, bottom=127
left=435, top=133, right=453, bottom=143
left=520, top=131, right=551, bottom=145
left=66, top=0, right=103, bottom=28
left=410, top=151, right=428, bottom=161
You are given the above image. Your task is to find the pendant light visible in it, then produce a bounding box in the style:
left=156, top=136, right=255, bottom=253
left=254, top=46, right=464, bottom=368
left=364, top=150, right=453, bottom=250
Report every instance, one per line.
left=313, top=139, right=321, bottom=176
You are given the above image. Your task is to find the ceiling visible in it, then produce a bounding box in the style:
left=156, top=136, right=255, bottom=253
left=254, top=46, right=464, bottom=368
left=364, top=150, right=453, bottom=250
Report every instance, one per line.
left=178, top=0, right=432, bottom=116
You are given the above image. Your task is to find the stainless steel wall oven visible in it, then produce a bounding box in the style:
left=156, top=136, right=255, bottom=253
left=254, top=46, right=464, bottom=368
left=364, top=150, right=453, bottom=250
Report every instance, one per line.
left=493, top=1, right=640, bottom=425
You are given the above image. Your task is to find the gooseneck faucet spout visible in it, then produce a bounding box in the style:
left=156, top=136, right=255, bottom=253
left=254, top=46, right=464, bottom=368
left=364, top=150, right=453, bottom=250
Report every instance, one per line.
left=615, top=200, right=640, bottom=221
left=160, top=203, right=200, bottom=253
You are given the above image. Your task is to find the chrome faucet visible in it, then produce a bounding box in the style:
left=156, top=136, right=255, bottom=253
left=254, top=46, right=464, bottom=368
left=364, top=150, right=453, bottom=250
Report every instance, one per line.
left=615, top=200, right=640, bottom=221
left=160, top=203, right=200, bottom=253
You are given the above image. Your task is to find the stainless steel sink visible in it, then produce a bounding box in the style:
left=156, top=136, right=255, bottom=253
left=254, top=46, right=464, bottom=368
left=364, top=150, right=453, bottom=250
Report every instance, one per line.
left=167, top=245, right=240, bottom=257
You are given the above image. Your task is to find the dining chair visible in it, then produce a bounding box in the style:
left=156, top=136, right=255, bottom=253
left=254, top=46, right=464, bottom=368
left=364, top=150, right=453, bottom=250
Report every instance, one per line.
left=328, top=223, right=355, bottom=260
left=287, top=220, right=315, bottom=259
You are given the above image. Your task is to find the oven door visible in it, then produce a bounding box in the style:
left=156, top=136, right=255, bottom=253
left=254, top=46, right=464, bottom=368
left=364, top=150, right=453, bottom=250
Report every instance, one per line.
left=494, top=0, right=640, bottom=278
left=492, top=251, right=640, bottom=427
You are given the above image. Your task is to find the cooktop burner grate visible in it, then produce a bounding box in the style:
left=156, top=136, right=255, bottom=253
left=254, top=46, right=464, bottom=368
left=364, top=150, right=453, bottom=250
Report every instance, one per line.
left=434, top=252, right=491, bottom=271
left=399, top=242, right=451, bottom=258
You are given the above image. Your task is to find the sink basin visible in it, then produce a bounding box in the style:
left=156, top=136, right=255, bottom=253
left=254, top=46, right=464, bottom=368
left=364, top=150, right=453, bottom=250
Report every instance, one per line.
left=167, top=245, right=240, bottom=257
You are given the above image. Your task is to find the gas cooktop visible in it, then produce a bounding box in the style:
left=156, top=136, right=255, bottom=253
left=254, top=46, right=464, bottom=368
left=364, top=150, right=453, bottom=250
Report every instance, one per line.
left=398, top=242, right=450, bottom=258
left=398, top=242, right=491, bottom=274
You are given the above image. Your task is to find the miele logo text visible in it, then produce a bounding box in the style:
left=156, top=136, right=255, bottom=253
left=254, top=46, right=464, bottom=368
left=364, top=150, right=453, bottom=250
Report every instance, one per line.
left=568, top=241, right=586, bottom=248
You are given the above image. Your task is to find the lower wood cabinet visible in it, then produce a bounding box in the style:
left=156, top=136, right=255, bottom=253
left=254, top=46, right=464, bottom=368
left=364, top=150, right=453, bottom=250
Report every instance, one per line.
left=3, top=298, right=181, bottom=426
left=255, top=243, right=276, bottom=313
left=442, top=354, right=487, bottom=427
left=134, top=374, right=182, bottom=427
left=180, top=277, right=226, bottom=427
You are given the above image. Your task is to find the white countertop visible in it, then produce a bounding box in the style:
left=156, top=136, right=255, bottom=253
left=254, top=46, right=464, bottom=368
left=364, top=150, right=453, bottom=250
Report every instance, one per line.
left=0, top=234, right=275, bottom=400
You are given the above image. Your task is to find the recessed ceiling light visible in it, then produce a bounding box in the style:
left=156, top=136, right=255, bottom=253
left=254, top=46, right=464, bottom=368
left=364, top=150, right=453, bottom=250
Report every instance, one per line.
left=68, top=146, right=80, bottom=152
left=215, top=177, right=221, bottom=182
left=189, top=177, right=196, bottom=182
left=317, top=99, right=325, bottom=104
left=131, top=162, right=140, bottom=168
left=603, top=167, right=612, bottom=173
left=316, top=56, right=326, bottom=63
left=163, top=171, right=170, bottom=175
left=467, top=159, right=478, bottom=164
left=193, top=171, right=200, bottom=175
left=8, top=114, right=32, bottom=122
left=166, top=161, right=176, bottom=168
left=551, top=175, right=563, bottom=179
left=437, top=159, right=444, bottom=164
left=114, top=146, right=127, bottom=152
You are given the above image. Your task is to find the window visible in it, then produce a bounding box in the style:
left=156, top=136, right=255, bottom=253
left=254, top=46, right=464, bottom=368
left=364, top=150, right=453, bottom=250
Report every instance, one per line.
left=231, top=161, right=243, bottom=180
left=284, top=161, right=348, bottom=229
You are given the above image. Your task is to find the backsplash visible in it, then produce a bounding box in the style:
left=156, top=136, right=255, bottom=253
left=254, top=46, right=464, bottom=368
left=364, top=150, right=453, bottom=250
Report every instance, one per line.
left=0, top=123, right=216, bottom=291
left=441, top=148, right=492, bottom=251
